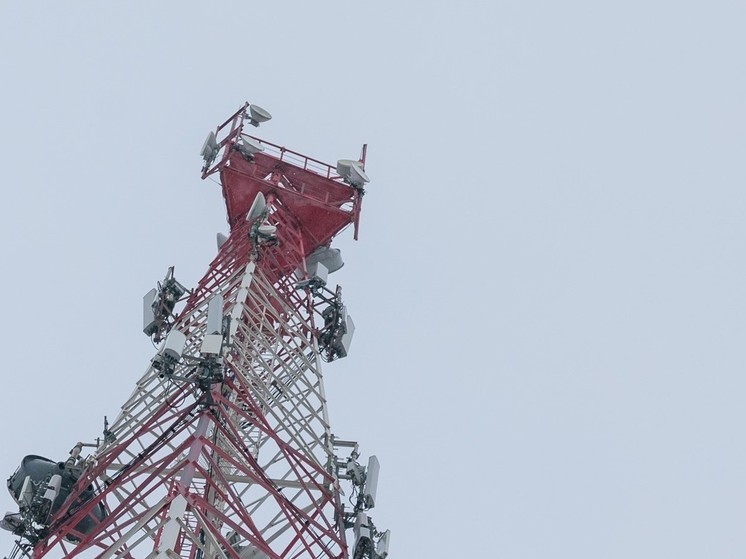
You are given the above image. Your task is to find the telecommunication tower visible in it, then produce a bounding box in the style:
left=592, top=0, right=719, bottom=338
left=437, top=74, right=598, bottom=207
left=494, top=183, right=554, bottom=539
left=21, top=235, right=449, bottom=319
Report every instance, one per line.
left=2, top=102, right=390, bottom=559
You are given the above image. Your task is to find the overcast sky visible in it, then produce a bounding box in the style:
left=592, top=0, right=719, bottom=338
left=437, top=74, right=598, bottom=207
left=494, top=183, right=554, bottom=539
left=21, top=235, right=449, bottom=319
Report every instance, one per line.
left=1, top=2, right=745, bottom=558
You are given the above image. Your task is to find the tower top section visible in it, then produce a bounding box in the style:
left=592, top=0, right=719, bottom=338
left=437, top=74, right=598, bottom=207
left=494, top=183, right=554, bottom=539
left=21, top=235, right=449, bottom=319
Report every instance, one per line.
left=200, top=102, right=368, bottom=252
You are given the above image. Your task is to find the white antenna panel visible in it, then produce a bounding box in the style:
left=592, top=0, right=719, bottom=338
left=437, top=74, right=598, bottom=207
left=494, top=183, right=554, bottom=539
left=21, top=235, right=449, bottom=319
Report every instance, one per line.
left=313, top=262, right=329, bottom=286
left=201, top=334, right=223, bottom=355
left=306, top=246, right=344, bottom=275
left=19, top=477, right=33, bottom=507
left=162, top=329, right=187, bottom=361
left=339, top=314, right=355, bottom=358
left=200, top=131, right=219, bottom=161
left=207, top=294, right=224, bottom=335
left=42, top=474, right=62, bottom=503
left=376, top=530, right=391, bottom=559
left=143, top=288, right=158, bottom=334
left=246, top=192, right=266, bottom=222
left=363, top=455, right=379, bottom=508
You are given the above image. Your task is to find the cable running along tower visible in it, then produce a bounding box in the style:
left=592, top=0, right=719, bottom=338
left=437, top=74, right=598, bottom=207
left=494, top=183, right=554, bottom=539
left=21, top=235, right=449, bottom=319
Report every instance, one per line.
left=2, top=102, right=390, bottom=559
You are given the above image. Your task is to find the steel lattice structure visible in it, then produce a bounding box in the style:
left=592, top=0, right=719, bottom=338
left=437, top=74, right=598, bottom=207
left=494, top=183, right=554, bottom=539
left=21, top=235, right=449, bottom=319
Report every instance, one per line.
left=2, top=103, right=389, bottom=559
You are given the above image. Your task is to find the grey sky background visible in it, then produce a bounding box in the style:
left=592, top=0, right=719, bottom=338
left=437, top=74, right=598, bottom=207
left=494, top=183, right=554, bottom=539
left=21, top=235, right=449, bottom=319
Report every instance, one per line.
left=1, top=2, right=745, bottom=557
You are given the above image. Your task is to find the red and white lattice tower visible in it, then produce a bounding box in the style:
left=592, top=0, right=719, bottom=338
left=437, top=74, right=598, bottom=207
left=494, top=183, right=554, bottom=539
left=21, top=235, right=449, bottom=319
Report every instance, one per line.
left=2, top=102, right=389, bottom=559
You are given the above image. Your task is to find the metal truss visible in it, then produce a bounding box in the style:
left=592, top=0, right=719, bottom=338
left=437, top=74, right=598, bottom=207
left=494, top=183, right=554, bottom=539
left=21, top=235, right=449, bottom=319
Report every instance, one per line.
left=5, top=103, right=388, bottom=559
left=31, top=197, right=347, bottom=559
